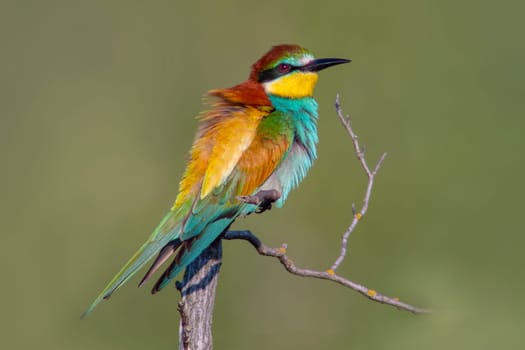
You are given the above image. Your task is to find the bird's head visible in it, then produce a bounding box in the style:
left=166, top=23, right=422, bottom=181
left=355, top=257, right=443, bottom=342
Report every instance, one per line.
left=250, top=44, right=350, bottom=99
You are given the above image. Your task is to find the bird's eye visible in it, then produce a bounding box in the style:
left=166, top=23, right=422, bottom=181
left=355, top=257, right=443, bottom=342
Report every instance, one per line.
left=277, top=63, right=291, bottom=73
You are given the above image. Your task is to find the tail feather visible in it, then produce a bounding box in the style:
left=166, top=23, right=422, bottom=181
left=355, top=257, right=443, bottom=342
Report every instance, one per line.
left=138, top=239, right=182, bottom=288
left=81, top=210, right=238, bottom=318
left=81, top=212, right=180, bottom=319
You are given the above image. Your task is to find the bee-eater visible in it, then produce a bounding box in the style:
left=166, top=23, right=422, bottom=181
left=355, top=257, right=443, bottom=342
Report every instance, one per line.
left=82, top=44, right=349, bottom=318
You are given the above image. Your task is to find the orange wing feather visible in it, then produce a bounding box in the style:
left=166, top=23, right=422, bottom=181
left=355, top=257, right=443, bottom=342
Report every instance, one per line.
left=173, top=77, right=293, bottom=210
left=236, top=128, right=290, bottom=196
left=201, top=106, right=266, bottom=198
left=172, top=100, right=269, bottom=209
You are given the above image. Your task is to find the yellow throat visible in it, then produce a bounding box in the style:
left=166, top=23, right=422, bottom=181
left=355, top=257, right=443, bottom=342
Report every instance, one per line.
left=263, top=72, right=319, bottom=98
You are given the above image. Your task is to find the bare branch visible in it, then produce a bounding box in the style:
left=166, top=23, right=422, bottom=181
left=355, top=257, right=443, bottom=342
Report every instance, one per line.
left=223, top=96, right=428, bottom=315
left=330, top=95, right=388, bottom=272
left=223, top=230, right=429, bottom=314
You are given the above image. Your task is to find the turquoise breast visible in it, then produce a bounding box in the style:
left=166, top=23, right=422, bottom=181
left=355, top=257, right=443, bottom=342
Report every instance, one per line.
left=259, top=96, right=319, bottom=207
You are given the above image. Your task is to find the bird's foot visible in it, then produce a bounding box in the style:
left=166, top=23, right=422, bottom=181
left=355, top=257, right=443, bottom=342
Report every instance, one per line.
left=237, top=189, right=281, bottom=213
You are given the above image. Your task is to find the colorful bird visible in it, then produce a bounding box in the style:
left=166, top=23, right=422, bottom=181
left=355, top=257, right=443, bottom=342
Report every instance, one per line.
left=82, top=44, right=350, bottom=318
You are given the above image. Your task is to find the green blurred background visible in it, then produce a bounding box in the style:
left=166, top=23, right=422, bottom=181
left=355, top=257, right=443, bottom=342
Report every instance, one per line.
left=1, top=0, right=524, bottom=349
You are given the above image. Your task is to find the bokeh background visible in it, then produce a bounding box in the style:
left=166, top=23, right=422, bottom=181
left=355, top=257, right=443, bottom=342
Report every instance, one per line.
left=1, top=0, right=524, bottom=349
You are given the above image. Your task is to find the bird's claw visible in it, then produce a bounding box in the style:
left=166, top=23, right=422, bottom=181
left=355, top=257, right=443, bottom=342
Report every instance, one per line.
left=237, top=189, right=281, bottom=213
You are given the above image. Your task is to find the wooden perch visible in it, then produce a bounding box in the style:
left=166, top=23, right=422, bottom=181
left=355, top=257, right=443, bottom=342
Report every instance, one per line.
left=176, top=239, right=222, bottom=350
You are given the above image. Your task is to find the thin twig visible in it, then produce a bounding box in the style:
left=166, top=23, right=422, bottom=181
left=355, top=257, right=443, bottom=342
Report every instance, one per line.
left=223, top=230, right=429, bottom=314
left=330, top=95, right=387, bottom=272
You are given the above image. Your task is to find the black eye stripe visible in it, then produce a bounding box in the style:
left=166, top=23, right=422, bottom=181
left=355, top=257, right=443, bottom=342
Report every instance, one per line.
left=257, top=64, right=300, bottom=83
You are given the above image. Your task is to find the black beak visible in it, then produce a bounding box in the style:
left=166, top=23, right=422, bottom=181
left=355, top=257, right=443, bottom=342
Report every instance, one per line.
left=301, top=58, right=351, bottom=72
